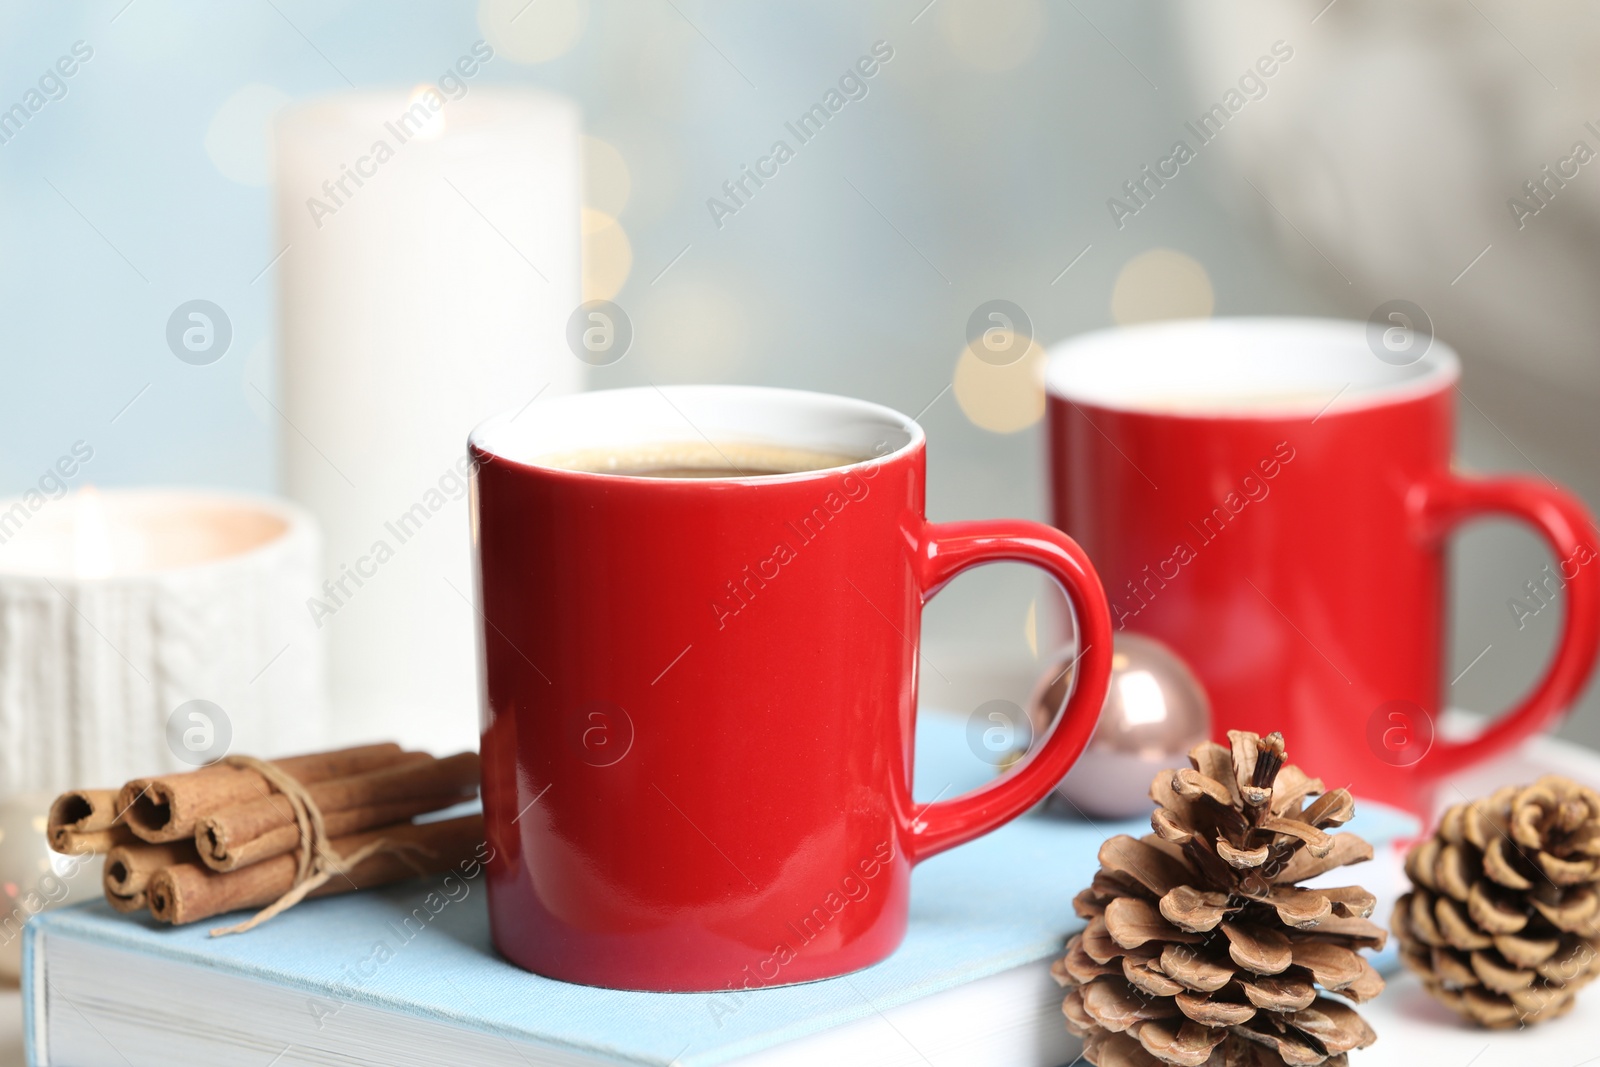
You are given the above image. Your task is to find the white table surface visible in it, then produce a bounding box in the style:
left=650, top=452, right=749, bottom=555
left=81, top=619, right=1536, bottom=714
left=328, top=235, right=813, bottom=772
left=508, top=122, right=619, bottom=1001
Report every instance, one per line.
left=3, top=713, right=1598, bottom=1067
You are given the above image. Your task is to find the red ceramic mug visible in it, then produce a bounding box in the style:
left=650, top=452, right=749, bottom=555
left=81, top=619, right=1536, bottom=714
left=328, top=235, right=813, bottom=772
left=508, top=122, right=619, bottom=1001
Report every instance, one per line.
left=468, top=385, right=1113, bottom=991
left=1046, top=317, right=1600, bottom=816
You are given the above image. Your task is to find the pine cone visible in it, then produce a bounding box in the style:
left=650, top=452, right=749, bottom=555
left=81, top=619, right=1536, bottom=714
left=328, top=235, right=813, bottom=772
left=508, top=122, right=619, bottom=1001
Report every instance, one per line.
left=1052, top=730, right=1385, bottom=1067
left=1392, top=775, right=1600, bottom=1028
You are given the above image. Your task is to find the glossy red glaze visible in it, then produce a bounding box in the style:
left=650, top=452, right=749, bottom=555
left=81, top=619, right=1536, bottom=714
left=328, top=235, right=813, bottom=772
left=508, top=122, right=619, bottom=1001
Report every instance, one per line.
left=1046, top=320, right=1600, bottom=816
left=469, top=387, right=1112, bottom=991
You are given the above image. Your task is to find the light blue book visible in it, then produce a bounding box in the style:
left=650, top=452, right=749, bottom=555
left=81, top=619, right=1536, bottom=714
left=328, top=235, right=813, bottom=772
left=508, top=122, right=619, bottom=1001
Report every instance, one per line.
left=24, top=714, right=1417, bottom=1067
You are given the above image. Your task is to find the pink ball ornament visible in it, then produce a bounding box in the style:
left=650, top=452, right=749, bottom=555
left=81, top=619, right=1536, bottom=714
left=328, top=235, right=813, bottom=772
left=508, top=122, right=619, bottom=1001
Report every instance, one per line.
left=1025, top=633, right=1212, bottom=819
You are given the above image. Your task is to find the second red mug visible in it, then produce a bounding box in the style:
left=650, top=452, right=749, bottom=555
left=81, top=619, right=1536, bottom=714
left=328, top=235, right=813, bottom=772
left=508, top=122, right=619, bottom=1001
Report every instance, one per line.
left=1046, top=317, right=1600, bottom=816
left=469, top=385, right=1113, bottom=991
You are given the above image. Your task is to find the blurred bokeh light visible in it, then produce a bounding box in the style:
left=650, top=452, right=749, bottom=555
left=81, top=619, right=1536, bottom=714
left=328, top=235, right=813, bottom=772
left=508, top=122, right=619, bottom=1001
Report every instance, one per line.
left=2, top=0, right=1596, bottom=748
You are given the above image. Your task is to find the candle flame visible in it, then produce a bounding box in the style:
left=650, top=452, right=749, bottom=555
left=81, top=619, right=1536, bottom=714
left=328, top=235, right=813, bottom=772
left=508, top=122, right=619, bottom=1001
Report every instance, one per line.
left=73, top=486, right=113, bottom=579
left=407, top=84, right=446, bottom=141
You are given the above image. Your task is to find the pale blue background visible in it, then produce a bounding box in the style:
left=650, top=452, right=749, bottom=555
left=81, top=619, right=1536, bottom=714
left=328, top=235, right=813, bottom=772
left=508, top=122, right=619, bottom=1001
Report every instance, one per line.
left=1, top=0, right=1593, bottom=748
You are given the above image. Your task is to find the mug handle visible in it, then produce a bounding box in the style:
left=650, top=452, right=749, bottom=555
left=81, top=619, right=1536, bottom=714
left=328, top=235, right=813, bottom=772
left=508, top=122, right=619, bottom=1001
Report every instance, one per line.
left=1413, top=474, right=1600, bottom=777
left=904, top=519, right=1114, bottom=864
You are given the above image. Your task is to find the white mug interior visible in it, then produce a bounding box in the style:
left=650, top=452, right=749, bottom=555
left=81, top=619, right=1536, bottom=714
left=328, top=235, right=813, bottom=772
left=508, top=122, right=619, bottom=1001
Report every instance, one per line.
left=1045, top=317, right=1460, bottom=418
left=470, top=385, right=923, bottom=482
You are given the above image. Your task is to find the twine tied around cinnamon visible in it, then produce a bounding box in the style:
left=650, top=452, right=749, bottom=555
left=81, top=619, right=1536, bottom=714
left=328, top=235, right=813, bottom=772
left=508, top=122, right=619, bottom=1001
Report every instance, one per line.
left=208, top=755, right=436, bottom=937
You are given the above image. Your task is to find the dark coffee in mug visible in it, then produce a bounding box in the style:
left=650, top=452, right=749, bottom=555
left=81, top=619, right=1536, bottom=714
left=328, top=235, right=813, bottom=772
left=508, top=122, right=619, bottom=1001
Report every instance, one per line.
left=538, top=440, right=862, bottom=479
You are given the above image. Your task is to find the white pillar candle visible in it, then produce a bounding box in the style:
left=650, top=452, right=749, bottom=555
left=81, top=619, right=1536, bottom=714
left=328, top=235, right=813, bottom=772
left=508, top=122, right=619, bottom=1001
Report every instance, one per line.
left=273, top=88, right=582, bottom=753
left=0, top=489, right=324, bottom=794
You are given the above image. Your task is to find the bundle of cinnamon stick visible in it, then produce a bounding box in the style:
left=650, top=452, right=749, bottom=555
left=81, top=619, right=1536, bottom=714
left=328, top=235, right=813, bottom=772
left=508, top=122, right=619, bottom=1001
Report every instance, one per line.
left=47, top=743, right=483, bottom=932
